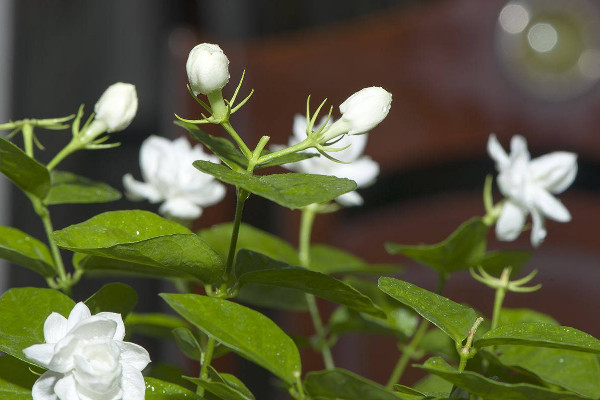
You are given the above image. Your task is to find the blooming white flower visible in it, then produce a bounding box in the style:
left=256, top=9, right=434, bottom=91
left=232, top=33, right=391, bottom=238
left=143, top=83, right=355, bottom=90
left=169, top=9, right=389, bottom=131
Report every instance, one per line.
left=186, top=43, right=230, bottom=95
left=93, top=83, right=138, bottom=133
left=23, top=302, right=150, bottom=400
left=281, top=114, right=380, bottom=206
left=322, top=87, right=392, bottom=141
left=488, top=134, right=577, bottom=247
left=123, top=135, right=226, bottom=220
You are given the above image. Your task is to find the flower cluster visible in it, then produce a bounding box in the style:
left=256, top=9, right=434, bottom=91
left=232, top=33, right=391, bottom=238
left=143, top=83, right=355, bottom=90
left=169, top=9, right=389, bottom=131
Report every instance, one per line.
left=488, top=134, right=577, bottom=246
left=23, top=303, right=150, bottom=400
left=123, top=135, right=226, bottom=220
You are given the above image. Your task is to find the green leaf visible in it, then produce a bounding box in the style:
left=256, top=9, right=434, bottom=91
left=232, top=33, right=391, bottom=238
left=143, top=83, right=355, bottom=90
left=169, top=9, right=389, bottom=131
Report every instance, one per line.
left=186, top=377, right=254, bottom=400
left=385, top=218, right=488, bottom=275
left=236, top=284, right=308, bottom=311
left=392, top=384, right=429, bottom=400
left=145, top=377, right=203, bottom=400
left=198, top=222, right=299, bottom=265
left=172, top=328, right=202, bottom=361
left=84, top=282, right=137, bottom=317
left=0, top=355, right=37, bottom=399
left=378, top=277, right=479, bottom=343
left=45, top=170, right=121, bottom=205
left=125, top=313, right=190, bottom=339
left=74, top=254, right=197, bottom=280
left=304, top=368, right=405, bottom=400
left=193, top=161, right=356, bottom=209
left=0, top=287, right=75, bottom=364
left=310, top=244, right=401, bottom=275
left=0, top=226, right=56, bottom=277
left=498, top=308, right=558, bottom=326
left=417, top=356, right=589, bottom=400
left=412, top=374, right=452, bottom=398
left=478, top=250, right=532, bottom=276
left=53, top=210, right=224, bottom=283
left=475, top=322, right=600, bottom=354
left=177, top=121, right=248, bottom=170
left=235, top=250, right=385, bottom=317
left=160, top=293, right=301, bottom=384
left=0, top=136, right=50, bottom=198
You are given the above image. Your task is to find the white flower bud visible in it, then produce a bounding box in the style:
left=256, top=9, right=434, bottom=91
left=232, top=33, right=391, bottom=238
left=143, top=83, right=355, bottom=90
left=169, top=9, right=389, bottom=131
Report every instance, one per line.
left=338, top=86, right=392, bottom=135
left=186, top=43, right=230, bottom=95
left=93, top=82, right=138, bottom=133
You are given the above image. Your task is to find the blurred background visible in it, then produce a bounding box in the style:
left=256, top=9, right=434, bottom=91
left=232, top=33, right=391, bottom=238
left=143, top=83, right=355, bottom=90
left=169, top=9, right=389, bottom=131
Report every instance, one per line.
left=1, top=0, right=600, bottom=397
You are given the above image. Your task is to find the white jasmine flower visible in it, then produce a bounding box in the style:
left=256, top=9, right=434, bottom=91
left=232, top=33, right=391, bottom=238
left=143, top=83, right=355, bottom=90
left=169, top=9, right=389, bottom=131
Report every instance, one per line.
left=322, top=87, right=392, bottom=142
left=488, top=134, right=577, bottom=247
left=93, top=83, right=138, bottom=133
left=186, top=43, right=230, bottom=95
left=282, top=114, right=380, bottom=206
left=23, top=302, right=150, bottom=400
left=123, top=135, right=226, bottom=220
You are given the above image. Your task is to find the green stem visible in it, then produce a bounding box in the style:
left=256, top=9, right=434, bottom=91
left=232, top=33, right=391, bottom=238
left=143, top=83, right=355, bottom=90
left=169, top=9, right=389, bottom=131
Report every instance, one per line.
left=47, top=141, right=76, bottom=171
left=298, top=205, right=334, bottom=369
left=197, top=336, right=216, bottom=396
left=491, top=286, right=506, bottom=331
left=255, top=137, right=313, bottom=166
left=386, top=319, right=429, bottom=388
left=22, top=123, right=34, bottom=158
left=221, top=120, right=252, bottom=160
left=224, top=188, right=248, bottom=280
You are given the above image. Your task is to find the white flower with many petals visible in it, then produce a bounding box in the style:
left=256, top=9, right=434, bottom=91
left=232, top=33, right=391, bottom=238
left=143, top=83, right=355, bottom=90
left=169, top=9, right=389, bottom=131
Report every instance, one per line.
left=488, top=134, right=577, bottom=247
left=186, top=43, right=230, bottom=95
left=23, top=302, right=150, bottom=400
left=123, top=135, right=226, bottom=220
left=282, top=114, right=380, bottom=206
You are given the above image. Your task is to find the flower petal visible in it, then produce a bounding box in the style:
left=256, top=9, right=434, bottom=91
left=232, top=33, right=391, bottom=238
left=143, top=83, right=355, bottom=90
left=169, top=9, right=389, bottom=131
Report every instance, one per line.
left=532, top=187, right=571, bottom=222
left=122, top=174, right=162, bottom=203
left=487, top=134, right=509, bottom=170
left=158, top=198, right=202, bottom=220
left=530, top=152, right=577, bottom=194
left=70, top=317, right=117, bottom=340
left=334, top=156, right=379, bottom=188
left=96, top=312, right=126, bottom=341
left=44, top=312, right=68, bottom=343
left=139, top=136, right=171, bottom=184
left=54, top=373, right=79, bottom=400
left=121, top=364, right=146, bottom=400
left=184, top=182, right=226, bottom=208
left=530, top=208, right=547, bottom=247
left=67, top=303, right=91, bottom=331
left=293, top=114, right=308, bottom=142
left=23, top=343, right=55, bottom=368
left=509, top=135, right=530, bottom=161
left=32, top=371, right=61, bottom=400
left=336, top=191, right=364, bottom=207
left=118, top=342, right=151, bottom=371
left=495, top=201, right=527, bottom=241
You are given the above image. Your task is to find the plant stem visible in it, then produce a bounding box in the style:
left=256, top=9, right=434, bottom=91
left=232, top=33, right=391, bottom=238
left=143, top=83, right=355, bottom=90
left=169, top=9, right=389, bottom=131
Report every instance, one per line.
left=47, top=142, right=75, bottom=171
left=386, top=318, right=429, bottom=388
left=224, top=188, right=248, bottom=280
left=298, top=205, right=335, bottom=369
left=197, top=336, right=216, bottom=396
left=221, top=121, right=252, bottom=159
left=255, top=137, right=313, bottom=166
left=491, top=284, right=507, bottom=331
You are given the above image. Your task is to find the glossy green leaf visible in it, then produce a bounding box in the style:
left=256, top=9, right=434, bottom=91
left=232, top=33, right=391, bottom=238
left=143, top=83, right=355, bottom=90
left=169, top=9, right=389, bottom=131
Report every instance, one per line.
left=186, top=377, right=253, bottom=400
left=412, top=374, right=452, bottom=398
left=172, top=327, right=202, bottom=361
left=0, top=136, right=50, bottom=198
left=125, top=313, right=190, bottom=339
left=0, top=226, right=55, bottom=277
left=216, top=373, right=254, bottom=400
left=478, top=250, right=532, bottom=276
left=304, top=368, right=406, bottom=400
left=193, top=161, right=356, bottom=209
left=498, top=308, right=557, bottom=326
left=84, top=282, right=137, bottom=317
left=53, top=210, right=224, bottom=283
left=236, top=284, right=308, bottom=311
left=177, top=121, right=248, bottom=170
left=0, top=355, right=37, bottom=400
left=198, top=222, right=299, bottom=265
left=310, top=244, right=401, bottom=275
left=385, top=218, right=488, bottom=275
left=378, top=277, right=479, bottom=343
left=145, top=377, right=202, bottom=400
left=328, top=307, right=407, bottom=339
left=417, top=356, right=588, bottom=400
left=0, top=287, right=75, bottom=364
left=45, top=170, right=121, bottom=205
left=475, top=322, right=600, bottom=354
left=161, top=293, right=301, bottom=384
left=235, top=250, right=384, bottom=317
left=392, top=384, right=428, bottom=400
left=74, top=254, right=197, bottom=280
